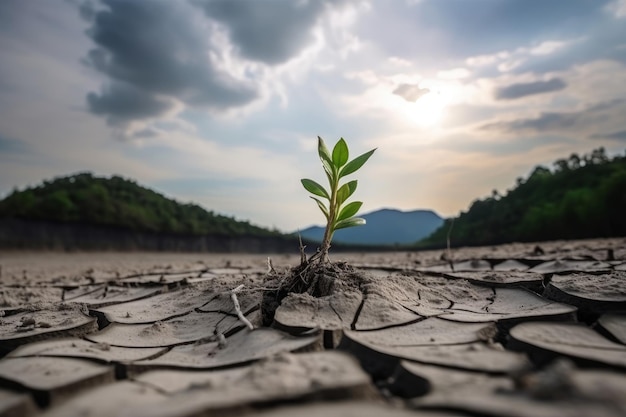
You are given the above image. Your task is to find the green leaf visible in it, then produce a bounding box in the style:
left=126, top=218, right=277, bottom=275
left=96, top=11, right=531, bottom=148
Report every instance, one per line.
left=322, top=159, right=335, bottom=185
left=318, top=136, right=333, bottom=166
left=337, top=201, right=362, bottom=222
left=336, top=180, right=357, bottom=207
left=334, top=217, right=366, bottom=230
left=310, top=197, right=329, bottom=219
left=332, top=138, right=349, bottom=168
left=301, top=178, right=329, bottom=200
left=318, top=136, right=336, bottom=184
left=339, top=148, right=376, bottom=178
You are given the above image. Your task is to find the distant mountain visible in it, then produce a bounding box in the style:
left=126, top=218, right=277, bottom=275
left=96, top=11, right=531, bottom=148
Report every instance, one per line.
left=297, top=208, right=444, bottom=246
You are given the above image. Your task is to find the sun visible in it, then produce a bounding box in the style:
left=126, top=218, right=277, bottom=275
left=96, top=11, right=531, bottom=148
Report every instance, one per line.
left=389, top=77, right=461, bottom=128
left=405, top=89, right=449, bottom=128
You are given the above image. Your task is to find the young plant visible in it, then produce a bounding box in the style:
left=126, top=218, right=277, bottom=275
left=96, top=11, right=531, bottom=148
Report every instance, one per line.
left=301, top=136, right=376, bottom=263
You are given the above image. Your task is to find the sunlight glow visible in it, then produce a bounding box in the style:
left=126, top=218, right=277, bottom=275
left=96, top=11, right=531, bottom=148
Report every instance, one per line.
left=341, top=70, right=471, bottom=130
left=406, top=91, right=448, bottom=127
left=391, top=79, right=459, bottom=128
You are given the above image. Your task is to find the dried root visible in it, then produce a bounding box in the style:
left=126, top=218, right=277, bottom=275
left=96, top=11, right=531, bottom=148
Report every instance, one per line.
left=230, top=284, right=254, bottom=330
left=260, top=253, right=354, bottom=326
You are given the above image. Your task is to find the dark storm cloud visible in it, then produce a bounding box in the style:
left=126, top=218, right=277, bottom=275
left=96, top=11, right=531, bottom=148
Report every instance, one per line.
left=495, top=78, right=567, bottom=100
left=393, top=83, right=430, bottom=102
left=480, top=99, right=625, bottom=134
left=590, top=130, right=626, bottom=141
left=81, top=0, right=258, bottom=127
left=194, top=0, right=332, bottom=64
left=77, top=0, right=96, bottom=21
left=87, top=82, right=175, bottom=126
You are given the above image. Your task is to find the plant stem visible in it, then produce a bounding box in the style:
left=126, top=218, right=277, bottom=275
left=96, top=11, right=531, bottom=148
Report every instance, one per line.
left=319, top=174, right=338, bottom=263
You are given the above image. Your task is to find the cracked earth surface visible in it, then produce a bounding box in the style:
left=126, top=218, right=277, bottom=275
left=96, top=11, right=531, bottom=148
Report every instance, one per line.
left=0, top=237, right=625, bottom=416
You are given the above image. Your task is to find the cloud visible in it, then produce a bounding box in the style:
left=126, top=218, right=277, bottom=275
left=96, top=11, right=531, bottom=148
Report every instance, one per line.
left=393, top=83, right=430, bottom=102
left=0, top=134, right=27, bottom=153
left=480, top=99, right=625, bottom=134
left=466, top=41, right=562, bottom=71
left=359, top=0, right=613, bottom=64
left=606, top=0, right=626, bottom=18
left=75, top=0, right=96, bottom=20
left=433, top=0, right=625, bottom=78
left=482, top=112, right=577, bottom=132
left=81, top=0, right=258, bottom=132
left=590, top=130, right=626, bottom=141
left=437, top=68, right=471, bottom=80
left=194, top=0, right=333, bottom=64
left=86, top=82, right=176, bottom=126
left=494, top=78, right=567, bottom=100
left=529, top=40, right=569, bottom=56
left=78, top=0, right=359, bottom=138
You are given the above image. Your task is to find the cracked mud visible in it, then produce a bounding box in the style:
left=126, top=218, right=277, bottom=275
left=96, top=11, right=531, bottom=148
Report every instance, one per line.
left=0, top=238, right=625, bottom=416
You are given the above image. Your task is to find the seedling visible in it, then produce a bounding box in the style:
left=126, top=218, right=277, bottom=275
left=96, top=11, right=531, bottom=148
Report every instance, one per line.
left=301, top=136, right=376, bottom=263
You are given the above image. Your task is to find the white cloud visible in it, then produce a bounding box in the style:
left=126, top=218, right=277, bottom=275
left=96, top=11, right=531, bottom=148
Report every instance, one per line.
left=565, top=59, right=626, bottom=112
left=388, top=56, right=413, bottom=67
left=497, top=59, right=525, bottom=73
left=466, top=38, right=576, bottom=74
left=465, top=51, right=509, bottom=67
left=437, top=68, right=471, bottom=80
left=529, top=40, right=569, bottom=55
left=606, top=0, right=626, bottom=18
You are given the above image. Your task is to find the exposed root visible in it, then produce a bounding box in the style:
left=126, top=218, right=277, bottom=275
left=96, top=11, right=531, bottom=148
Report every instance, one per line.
left=231, top=284, right=254, bottom=330
left=260, top=253, right=357, bottom=326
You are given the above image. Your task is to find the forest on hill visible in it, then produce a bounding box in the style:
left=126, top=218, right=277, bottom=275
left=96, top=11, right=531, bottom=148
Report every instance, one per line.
left=0, top=173, right=278, bottom=237
left=420, top=147, right=626, bottom=248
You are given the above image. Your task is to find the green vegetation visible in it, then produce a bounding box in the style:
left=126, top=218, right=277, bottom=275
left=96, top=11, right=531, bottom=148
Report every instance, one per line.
left=420, top=148, right=626, bottom=248
left=301, top=136, right=376, bottom=262
left=0, top=173, right=278, bottom=237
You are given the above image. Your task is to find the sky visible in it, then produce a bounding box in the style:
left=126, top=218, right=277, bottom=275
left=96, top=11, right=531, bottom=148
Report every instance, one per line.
left=1, top=0, right=626, bottom=232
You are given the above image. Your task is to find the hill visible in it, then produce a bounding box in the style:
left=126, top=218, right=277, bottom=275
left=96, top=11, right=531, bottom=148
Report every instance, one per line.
left=0, top=172, right=277, bottom=237
left=419, top=147, right=626, bottom=248
left=298, top=208, right=444, bottom=246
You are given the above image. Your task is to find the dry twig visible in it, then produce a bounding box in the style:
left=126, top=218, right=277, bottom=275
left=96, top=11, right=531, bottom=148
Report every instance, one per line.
left=266, top=257, right=276, bottom=275
left=446, top=218, right=455, bottom=272
left=298, top=234, right=307, bottom=265
left=230, top=284, right=254, bottom=330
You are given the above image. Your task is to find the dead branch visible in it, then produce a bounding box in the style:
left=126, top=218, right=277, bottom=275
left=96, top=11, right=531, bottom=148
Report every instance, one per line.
left=230, top=284, right=254, bottom=330
left=298, top=234, right=307, bottom=265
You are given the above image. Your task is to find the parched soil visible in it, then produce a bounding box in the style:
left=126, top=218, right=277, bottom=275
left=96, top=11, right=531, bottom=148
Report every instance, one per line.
left=0, top=237, right=625, bottom=416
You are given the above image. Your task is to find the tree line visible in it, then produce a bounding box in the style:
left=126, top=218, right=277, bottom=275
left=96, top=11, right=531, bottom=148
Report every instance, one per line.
left=0, top=173, right=279, bottom=237
left=419, top=147, right=626, bottom=247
